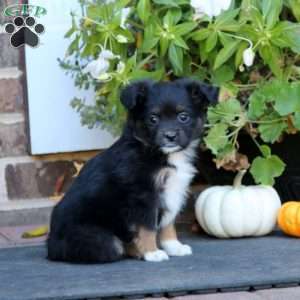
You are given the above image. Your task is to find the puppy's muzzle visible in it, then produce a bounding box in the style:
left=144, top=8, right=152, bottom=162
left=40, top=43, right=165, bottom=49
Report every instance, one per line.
left=163, top=130, right=178, bottom=144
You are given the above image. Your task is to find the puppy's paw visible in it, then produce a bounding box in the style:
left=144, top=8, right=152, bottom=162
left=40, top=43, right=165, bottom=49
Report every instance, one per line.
left=143, top=249, right=169, bottom=262
left=161, top=240, right=192, bottom=256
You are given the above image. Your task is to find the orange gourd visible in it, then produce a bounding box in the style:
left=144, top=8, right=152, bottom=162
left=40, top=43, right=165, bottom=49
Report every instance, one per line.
left=277, top=201, right=300, bottom=237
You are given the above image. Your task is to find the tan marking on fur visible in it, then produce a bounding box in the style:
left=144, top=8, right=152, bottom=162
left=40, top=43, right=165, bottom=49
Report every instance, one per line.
left=125, top=227, right=157, bottom=258
left=159, top=223, right=178, bottom=242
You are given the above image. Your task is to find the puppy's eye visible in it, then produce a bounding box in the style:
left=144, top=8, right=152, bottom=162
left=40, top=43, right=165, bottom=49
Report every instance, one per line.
left=149, top=114, right=160, bottom=125
left=177, top=112, right=190, bottom=123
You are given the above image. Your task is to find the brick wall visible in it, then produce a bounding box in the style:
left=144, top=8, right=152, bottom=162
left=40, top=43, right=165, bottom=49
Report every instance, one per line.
left=0, top=2, right=96, bottom=225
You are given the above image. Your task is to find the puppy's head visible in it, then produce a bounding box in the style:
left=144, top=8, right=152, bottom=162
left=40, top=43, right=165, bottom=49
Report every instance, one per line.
left=120, top=79, right=219, bottom=154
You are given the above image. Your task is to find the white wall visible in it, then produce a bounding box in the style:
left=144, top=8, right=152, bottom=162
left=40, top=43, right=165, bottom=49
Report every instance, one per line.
left=26, top=0, right=116, bottom=154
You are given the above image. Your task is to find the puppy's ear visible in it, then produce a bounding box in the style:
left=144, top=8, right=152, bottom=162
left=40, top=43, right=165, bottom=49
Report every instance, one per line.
left=120, top=80, right=153, bottom=110
left=177, top=79, right=219, bottom=107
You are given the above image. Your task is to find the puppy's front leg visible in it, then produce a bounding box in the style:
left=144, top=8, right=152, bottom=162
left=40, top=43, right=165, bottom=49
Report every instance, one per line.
left=126, top=227, right=169, bottom=262
left=159, top=223, right=192, bottom=256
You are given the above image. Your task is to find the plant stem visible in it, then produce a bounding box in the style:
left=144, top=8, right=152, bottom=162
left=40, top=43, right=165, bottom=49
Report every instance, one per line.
left=233, top=170, right=247, bottom=188
left=127, top=20, right=144, bottom=30
left=137, top=53, right=156, bottom=69
left=249, top=133, right=264, bottom=156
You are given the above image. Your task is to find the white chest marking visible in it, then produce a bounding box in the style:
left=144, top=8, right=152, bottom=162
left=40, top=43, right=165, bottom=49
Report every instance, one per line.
left=156, top=143, right=197, bottom=228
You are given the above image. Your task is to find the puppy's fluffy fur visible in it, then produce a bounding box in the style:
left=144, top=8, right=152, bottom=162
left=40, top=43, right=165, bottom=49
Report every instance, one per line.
left=47, top=79, right=218, bottom=263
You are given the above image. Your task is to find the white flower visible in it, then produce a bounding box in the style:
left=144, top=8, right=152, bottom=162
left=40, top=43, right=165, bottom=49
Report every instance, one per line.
left=243, top=47, right=255, bottom=67
left=120, top=7, right=131, bottom=29
left=100, top=49, right=119, bottom=60
left=190, top=0, right=231, bottom=19
left=105, top=0, right=115, bottom=3
left=83, top=50, right=119, bottom=79
left=83, top=58, right=110, bottom=79
left=117, top=61, right=125, bottom=73
left=116, top=34, right=128, bottom=43
left=98, top=73, right=113, bottom=82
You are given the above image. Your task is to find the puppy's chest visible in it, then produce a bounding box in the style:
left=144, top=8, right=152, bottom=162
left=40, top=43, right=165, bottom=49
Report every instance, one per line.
left=155, top=150, right=197, bottom=214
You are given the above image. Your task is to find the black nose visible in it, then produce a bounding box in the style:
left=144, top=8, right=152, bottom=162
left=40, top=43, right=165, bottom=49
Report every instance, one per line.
left=164, top=131, right=177, bottom=142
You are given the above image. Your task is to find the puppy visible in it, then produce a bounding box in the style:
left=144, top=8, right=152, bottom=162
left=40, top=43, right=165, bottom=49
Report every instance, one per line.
left=47, top=79, right=218, bottom=263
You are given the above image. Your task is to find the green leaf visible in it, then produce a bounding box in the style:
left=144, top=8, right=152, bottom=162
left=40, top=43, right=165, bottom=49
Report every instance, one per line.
left=286, top=0, right=300, bottom=21
left=137, top=0, right=151, bottom=23
left=207, top=98, right=242, bottom=124
left=205, top=32, right=218, bottom=52
left=260, top=145, right=272, bottom=158
left=129, top=68, right=164, bottom=81
left=248, top=91, right=267, bottom=119
left=160, top=38, right=169, bottom=56
left=211, top=65, right=235, bottom=85
left=273, top=82, right=300, bottom=116
left=250, top=154, right=285, bottom=185
left=141, top=20, right=159, bottom=52
left=215, top=8, right=240, bottom=28
left=271, top=22, right=300, bottom=53
left=142, top=37, right=160, bottom=52
left=259, top=45, right=283, bottom=78
left=258, top=112, right=287, bottom=143
left=204, top=123, right=229, bottom=155
left=65, top=15, right=77, bottom=38
left=163, top=9, right=179, bottom=27
left=191, top=29, right=211, bottom=41
left=235, top=42, right=248, bottom=68
left=168, top=42, right=183, bottom=75
left=152, top=0, right=182, bottom=6
left=262, top=0, right=283, bottom=29
left=173, top=35, right=189, bottom=49
left=292, top=112, right=300, bottom=130
left=213, top=40, right=240, bottom=70
left=173, top=22, right=197, bottom=36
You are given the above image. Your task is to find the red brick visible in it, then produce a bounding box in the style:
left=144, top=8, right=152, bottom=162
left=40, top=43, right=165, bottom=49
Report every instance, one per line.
left=0, top=121, right=27, bottom=157
left=0, top=78, right=24, bottom=112
left=5, top=160, right=77, bottom=200
left=0, top=34, right=19, bottom=68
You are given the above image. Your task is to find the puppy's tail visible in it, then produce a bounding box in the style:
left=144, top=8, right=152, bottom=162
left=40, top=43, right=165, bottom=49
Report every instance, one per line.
left=47, top=225, right=124, bottom=263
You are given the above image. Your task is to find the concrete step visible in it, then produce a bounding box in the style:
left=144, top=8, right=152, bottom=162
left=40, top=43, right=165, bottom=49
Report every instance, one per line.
left=0, top=199, right=54, bottom=226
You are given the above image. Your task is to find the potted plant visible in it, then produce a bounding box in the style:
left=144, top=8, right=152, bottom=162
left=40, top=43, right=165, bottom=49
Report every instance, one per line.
left=60, top=0, right=300, bottom=190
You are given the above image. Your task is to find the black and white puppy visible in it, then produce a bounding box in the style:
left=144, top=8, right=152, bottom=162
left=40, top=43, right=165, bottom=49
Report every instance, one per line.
left=47, top=79, right=218, bottom=263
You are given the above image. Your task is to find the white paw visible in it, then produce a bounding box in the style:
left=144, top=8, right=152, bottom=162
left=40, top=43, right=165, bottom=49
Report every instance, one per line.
left=143, top=249, right=169, bottom=262
left=161, top=240, right=192, bottom=256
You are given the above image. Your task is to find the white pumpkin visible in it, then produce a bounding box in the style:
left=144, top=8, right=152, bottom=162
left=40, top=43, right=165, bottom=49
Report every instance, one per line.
left=195, top=170, right=281, bottom=238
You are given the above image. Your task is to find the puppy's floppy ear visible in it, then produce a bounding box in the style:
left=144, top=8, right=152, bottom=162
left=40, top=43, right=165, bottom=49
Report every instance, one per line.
left=176, top=78, right=219, bottom=107
left=120, top=80, right=153, bottom=110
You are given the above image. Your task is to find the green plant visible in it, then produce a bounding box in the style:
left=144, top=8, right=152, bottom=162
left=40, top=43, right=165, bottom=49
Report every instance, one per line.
left=61, top=0, right=300, bottom=186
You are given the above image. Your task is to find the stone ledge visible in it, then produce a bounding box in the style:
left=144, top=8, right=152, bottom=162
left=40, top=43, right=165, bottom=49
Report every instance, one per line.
left=0, top=67, right=22, bottom=79
left=0, top=198, right=54, bottom=226
left=0, top=113, right=24, bottom=125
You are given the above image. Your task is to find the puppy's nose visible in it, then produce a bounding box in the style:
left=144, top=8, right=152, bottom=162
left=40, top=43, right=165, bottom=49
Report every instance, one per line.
left=164, top=131, right=177, bottom=142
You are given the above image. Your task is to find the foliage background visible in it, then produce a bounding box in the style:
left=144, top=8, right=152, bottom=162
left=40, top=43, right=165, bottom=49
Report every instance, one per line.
left=61, top=0, right=300, bottom=185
